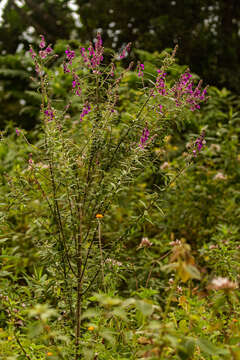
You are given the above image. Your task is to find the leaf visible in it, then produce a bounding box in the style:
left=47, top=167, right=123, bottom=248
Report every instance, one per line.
left=27, top=322, right=44, bottom=338
left=136, top=300, right=154, bottom=317
left=185, top=265, right=201, bottom=280
left=0, top=270, right=12, bottom=276
left=196, top=338, right=221, bottom=355
left=177, top=338, right=195, bottom=360
left=81, top=309, right=99, bottom=320
left=139, top=199, right=147, bottom=209
left=122, top=298, right=136, bottom=308
left=99, top=329, right=116, bottom=344
left=178, top=263, right=201, bottom=282
left=112, top=307, right=127, bottom=321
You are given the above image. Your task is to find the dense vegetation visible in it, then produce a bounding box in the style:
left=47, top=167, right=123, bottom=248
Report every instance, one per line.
left=0, top=33, right=239, bottom=359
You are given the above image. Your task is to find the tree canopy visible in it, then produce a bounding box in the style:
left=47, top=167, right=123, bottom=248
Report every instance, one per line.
left=0, top=0, right=240, bottom=92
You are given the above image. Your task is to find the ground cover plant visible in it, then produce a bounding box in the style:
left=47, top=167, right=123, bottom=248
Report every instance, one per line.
left=0, top=34, right=240, bottom=359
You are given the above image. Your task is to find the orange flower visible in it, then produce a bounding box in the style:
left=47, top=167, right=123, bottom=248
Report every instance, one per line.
left=232, top=319, right=238, bottom=322
left=96, top=214, right=103, bottom=219
left=88, top=326, right=95, bottom=331
left=47, top=352, right=53, bottom=356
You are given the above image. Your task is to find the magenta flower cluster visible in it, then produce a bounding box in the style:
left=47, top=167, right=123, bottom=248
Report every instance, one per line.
left=171, top=72, right=207, bottom=111
left=80, top=104, right=91, bottom=121
left=139, top=128, right=150, bottom=148
left=80, top=33, right=104, bottom=71
left=137, top=63, right=144, bottom=77
left=156, top=70, right=167, bottom=95
left=63, top=47, right=75, bottom=73
left=44, top=109, right=54, bottom=121
left=29, top=35, right=52, bottom=65
left=119, top=43, right=131, bottom=59
left=29, top=47, right=36, bottom=60
left=38, top=35, right=53, bottom=59
left=65, top=48, right=75, bottom=62
left=193, top=131, right=206, bottom=156
left=72, top=73, right=81, bottom=96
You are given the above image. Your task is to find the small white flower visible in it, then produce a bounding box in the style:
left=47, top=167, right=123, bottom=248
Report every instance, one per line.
left=105, top=258, right=122, bottom=267
left=208, top=277, right=237, bottom=290
left=160, top=161, right=170, bottom=170
left=213, top=172, right=227, bottom=180
left=138, top=237, right=153, bottom=249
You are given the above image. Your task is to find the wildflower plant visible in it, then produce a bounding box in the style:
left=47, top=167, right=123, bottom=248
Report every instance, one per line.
left=3, top=34, right=208, bottom=358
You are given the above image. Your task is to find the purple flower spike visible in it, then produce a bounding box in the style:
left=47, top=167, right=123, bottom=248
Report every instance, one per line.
left=193, top=131, right=206, bottom=156
left=119, top=42, right=131, bottom=59
left=44, top=109, right=54, bottom=121
left=39, top=50, right=47, bottom=59
left=63, top=62, right=70, bottom=73
left=65, top=47, right=75, bottom=65
left=80, top=33, right=104, bottom=70
left=156, top=70, right=167, bottom=95
left=39, top=35, right=45, bottom=49
left=29, top=47, right=36, bottom=59
left=137, top=63, right=144, bottom=77
left=80, top=103, right=91, bottom=121
left=16, top=128, right=20, bottom=136
left=139, top=128, right=150, bottom=148
left=46, top=46, right=53, bottom=54
left=171, top=72, right=208, bottom=111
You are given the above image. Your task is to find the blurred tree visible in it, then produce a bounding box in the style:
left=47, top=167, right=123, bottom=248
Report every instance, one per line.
left=1, top=0, right=240, bottom=92
left=0, top=0, right=74, bottom=53
left=76, top=0, right=240, bottom=92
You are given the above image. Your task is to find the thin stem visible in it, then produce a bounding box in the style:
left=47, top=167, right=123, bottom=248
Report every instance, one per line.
left=14, top=330, right=31, bottom=360
left=75, top=206, right=83, bottom=360
left=98, top=219, right=106, bottom=292
left=162, top=275, right=179, bottom=322
left=145, top=252, right=171, bottom=287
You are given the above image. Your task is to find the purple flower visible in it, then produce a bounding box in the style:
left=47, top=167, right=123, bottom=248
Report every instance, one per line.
left=120, top=50, right=126, bottom=59
left=72, top=74, right=81, bottom=96
left=137, top=63, right=144, bottom=77
left=65, top=47, right=75, bottom=63
left=16, top=128, right=20, bottom=136
left=63, top=62, right=70, bottom=73
left=29, top=47, right=36, bottom=59
left=44, top=109, right=54, bottom=121
left=119, top=42, right=131, bottom=59
left=171, top=72, right=208, bottom=111
left=110, top=63, right=115, bottom=77
left=80, top=33, right=104, bottom=70
left=193, top=131, right=206, bottom=156
left=80, top=104, right=91, bottom=121
left=46, top=46, right=53, bottom=54
left=156, top=70, right=167, bottom=95
left=39, top=50, right=47, bottom=59
left=75, top=88, right=81, bottom=96
left=80, top=47, right=88, bottom=63
left=35, top=64, right=40, bottom=74
left=39, top=35, right=45, bottom=49
left=139, top=128, right=150, bottom=148
left=88, top=45, right=95, bottom=56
